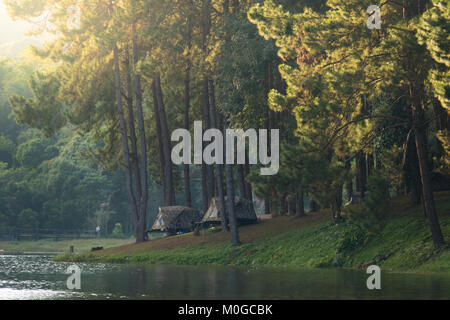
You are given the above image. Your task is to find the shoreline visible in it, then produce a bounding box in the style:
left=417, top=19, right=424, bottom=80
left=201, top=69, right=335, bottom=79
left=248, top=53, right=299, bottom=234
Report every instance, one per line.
left=1, top=251, right=62, bottom=256
left=54, top=192, right=450, bottom=275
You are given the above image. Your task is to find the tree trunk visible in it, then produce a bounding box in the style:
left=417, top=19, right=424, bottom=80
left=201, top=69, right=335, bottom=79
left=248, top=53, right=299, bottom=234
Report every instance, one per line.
left=224, top=117, right=240, bottom=245
left=335, top=186, right=343, bottom=220
left=412, top=95, right=444, bottom=247
left=237, top=164, right=246, bottom=199
left=209, top=80, right=228, bottom=232
left=201, top=0, right=214, bottom=206
left=310, top=199, right=318, bottom=212
left=152, top=81, right=167, bottom=205
left=280, top=195, right=288, bottom=216
left=356, top=152, right=367, bottom=197
left=367, top=154, right=375, bottom=177
left=243, top=162, right=252, bottom=201
left=264, top=199, right=271, bottom=215
left=345, top=157, right=353, bottom=202
left=183, top=68, right=192, bottom=207
left=154, top=74, right=176, bottom=206
left=203, top=79, right=215, bottom=202
left=132, top=24, right=148, bottom=242
left=331, top=196, right=341, bottom=220
left=201, top=163, right=209, bottom=213
left=288, top=197, right=296, bottom=216
left=295, top=185, right=305, bottom=218
left=405, top=131, right=422, bottom=205
left=124, top=46, right=142, bottom=206
left=183, top=17, right=192, bottom=208
left=113, top=44, right=139, bottom=242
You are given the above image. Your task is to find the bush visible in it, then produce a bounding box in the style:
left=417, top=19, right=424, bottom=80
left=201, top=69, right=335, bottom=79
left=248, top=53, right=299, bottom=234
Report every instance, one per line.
left=337, top=225, right=367, bottom=255
left=111, top=223, right=124, bottom=238
left=346, top=172, right=390, bottom=233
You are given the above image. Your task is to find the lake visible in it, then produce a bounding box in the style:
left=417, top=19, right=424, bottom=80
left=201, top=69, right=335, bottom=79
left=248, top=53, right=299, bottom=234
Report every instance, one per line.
left=0, top=255, right=449, bottom=300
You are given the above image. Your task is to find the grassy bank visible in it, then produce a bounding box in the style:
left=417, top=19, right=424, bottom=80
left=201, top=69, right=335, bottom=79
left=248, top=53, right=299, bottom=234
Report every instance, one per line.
left=55, top=191, right=450, bottom=273
left=0, top=238, right=134, bottom=254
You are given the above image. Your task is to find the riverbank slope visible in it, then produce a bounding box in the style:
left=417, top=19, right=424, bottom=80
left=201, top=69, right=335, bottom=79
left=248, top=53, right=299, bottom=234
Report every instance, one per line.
left=56, top=191, right=450, bottom=273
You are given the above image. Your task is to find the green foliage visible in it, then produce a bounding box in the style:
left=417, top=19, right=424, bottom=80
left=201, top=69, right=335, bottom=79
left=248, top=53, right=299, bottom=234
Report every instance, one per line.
left=417, top=0, right=450, bottom=112
left=436, top=130, right=450, bottom=174
left=346, top=172, right=390, bottom=233
left=9, top=72, right=66, bottom=137
left=17, top=208, right=39, bottom=229
left=336, top=224, right=367, bottom=256
left=111, top=223, right=125, bottom=239
left=15, top=137, right=57, bottom=167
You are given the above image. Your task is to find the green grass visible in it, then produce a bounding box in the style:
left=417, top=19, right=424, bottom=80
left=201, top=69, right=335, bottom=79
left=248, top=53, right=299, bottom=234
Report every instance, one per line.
left=0, top=238, right=135, bottom=254
left=55, top=191, right=450, bottom=273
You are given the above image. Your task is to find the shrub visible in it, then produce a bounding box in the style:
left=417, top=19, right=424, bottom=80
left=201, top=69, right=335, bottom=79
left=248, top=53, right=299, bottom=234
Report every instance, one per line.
left=111, top=223, right=124, bottom=238
left=337, top=225, right=367, bottom=255
left=346, top=172, right=390, bottom=233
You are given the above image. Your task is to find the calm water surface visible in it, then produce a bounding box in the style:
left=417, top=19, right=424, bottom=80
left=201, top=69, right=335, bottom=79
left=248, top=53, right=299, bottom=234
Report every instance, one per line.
left=0, top=255, right=449, bottom=300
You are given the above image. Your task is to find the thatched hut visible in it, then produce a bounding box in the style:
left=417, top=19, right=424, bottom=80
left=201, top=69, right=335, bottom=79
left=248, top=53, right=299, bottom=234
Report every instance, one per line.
left=151, top=206, right=201, bottom=234
left=201, top=197, right=258, bottom=226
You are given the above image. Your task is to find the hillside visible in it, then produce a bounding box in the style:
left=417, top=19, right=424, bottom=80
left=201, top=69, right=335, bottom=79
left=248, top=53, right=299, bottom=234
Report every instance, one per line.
left=56, top=191, right=450, bottom=273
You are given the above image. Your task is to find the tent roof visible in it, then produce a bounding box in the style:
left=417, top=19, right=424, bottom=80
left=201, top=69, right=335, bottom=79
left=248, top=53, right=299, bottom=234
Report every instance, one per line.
left=152, top=206, right=201, bottom=231
left=201, top=197, right=257, bottom=223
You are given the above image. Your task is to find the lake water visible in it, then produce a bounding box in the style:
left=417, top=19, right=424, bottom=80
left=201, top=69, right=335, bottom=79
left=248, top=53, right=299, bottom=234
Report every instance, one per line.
left=0, top=255, right=449, bottom=300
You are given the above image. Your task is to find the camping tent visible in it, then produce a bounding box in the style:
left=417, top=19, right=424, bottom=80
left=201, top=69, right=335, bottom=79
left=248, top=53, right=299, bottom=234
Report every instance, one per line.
left=201, top=197, right=258, bottom=225
left=151, top=206, right=201, bottom=234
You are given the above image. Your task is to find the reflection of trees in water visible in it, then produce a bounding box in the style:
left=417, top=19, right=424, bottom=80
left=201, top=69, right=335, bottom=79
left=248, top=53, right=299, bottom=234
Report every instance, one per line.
left=154, top=265, right=170, bottom=297
left=130, top=267, right=147, bottom=295
left=431, top=278, right=442, bottom=300
left=82, top=265, right=450, bottom=299
left=205, top=268, right=218, bottom=298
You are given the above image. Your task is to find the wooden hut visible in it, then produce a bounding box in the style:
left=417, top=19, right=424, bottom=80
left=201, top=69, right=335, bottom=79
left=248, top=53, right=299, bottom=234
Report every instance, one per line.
left=151, top=206, right=201, bottom=235
left=201, top=197, right=258, bottom=226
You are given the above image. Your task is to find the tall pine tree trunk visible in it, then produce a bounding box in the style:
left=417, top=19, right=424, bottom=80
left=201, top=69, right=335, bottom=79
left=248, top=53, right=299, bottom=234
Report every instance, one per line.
left=345, top=157, right=353, bottom=202
left=237, top=164, right=246, bottom=199
left=356, top=152, right=367, bottom=197
left=132, top=24, right=148, bottom=242
left=154, top=74, right=176, bottom=206
left=124, top=47, right=142, bottom=205
left=152, top=81, right=167, bottom=205
left=209, top=80, right=228, bottom=232
left=183, top=15, right=193, bottom=208
left=244, top=162, right=252, bottom=201
left=411, top=89, right=444, bottom=247
left=201, top=0, right=214, bottom=211
left=280, top=195, right=288, bottom=216
left=183, top=68, right=192, bottom=207
left=295, top=185, right=305, bottom=218
left=367, top=154, right=375, bottom=177
left=264, top=199, right=271, bottom=215
left=224, top=117, right=240, bottom=245
left=113, top=44, right=139, bottom=242
left=203, top=79, right=215, bottom=202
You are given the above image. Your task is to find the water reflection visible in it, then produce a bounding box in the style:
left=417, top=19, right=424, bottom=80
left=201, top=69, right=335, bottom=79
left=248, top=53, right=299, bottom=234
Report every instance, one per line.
left=0, top=255, right=449, bottom=300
